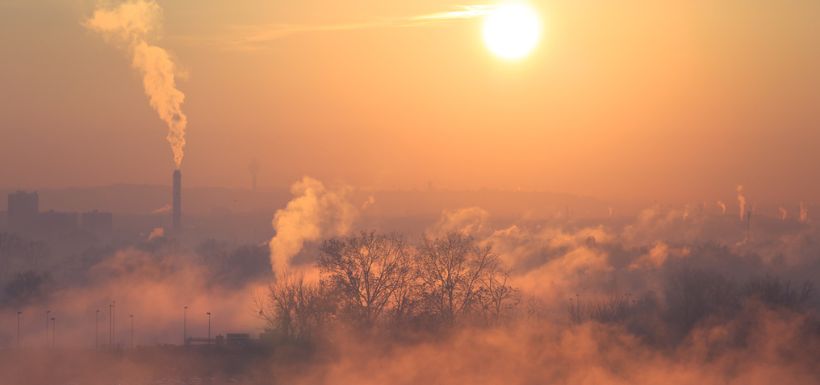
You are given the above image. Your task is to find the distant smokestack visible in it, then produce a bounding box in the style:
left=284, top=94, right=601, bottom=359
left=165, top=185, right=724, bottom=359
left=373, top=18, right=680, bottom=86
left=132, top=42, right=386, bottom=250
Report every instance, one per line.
left=249, top=158, right=259, bottom=191
left=173, top=170, right=182, bottom=232
left=736, top=185, right=747, bottom=221
left=717, top=201, right=727, bottom=215
left=799, top=202, right=809, bottom=223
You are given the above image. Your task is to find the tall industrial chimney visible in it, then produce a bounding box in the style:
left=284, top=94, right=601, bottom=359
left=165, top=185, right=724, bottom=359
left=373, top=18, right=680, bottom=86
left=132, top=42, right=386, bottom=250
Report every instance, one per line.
left=172, top=170, right=182, bottom=232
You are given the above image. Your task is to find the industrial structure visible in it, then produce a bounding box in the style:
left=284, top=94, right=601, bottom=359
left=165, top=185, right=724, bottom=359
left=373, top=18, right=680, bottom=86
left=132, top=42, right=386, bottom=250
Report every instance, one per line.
left=173, top=169, right=182, bottom=232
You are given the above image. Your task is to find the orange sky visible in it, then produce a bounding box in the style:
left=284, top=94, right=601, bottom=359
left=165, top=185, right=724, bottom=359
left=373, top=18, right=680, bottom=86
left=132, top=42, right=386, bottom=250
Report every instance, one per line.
left=0, top=0, right=818, bottom=203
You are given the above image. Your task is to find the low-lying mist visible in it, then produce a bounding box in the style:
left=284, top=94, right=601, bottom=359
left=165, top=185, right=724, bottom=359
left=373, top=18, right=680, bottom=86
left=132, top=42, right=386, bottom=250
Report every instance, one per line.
left=0, top=180, right=818, bottom=385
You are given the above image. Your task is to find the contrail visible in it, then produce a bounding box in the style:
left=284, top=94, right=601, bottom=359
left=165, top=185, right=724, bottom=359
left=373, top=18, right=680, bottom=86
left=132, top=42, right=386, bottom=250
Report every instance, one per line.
left=85, top=0, right=188, bottom=169
left=224, top=4, right=502, bottom=51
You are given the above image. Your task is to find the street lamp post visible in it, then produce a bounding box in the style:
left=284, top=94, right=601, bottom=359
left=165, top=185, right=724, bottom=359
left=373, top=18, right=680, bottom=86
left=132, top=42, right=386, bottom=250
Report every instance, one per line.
left=50, top=317, right=55, bottom=349
left=206, top=312, right=211, bottom=344
left=112, top=301, right=116, bottom=347
left=16, top=311, right=21, bottom=349
left=129, top=314, right=134, bottom=349
left=183, top=306, right=188, bottom=346
left=95, top=309, right=100, bottom=350
left=108, top=303, right=113, bottom=348
left=45, top=310, right=50, bottom=348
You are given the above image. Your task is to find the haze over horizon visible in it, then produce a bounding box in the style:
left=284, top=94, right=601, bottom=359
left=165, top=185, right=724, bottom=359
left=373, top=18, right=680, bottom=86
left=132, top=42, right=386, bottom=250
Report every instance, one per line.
left=1, top=0, right=819, bottom=203
left=2, top=2, right=820, bottom=385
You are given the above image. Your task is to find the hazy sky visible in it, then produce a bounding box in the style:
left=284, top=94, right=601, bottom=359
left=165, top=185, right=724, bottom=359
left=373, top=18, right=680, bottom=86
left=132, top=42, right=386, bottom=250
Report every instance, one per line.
left=1, top=0, right=818, bottom=203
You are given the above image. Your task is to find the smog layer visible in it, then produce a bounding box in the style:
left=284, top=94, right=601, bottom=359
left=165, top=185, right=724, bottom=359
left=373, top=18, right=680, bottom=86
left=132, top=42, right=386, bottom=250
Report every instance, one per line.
left=1, top=178, right=818, bottom=385
left=2, top=0, right=820, bottom=384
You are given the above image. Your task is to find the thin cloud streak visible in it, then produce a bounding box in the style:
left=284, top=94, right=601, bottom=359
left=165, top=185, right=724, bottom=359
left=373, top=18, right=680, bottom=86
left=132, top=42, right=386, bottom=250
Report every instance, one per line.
left=216, top=4, right=501, bottom=51
left=411, top=5, right=499, bottom=21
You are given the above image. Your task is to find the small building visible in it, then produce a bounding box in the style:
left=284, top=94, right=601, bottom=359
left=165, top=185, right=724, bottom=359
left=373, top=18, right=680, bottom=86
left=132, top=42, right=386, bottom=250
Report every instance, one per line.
left=8, top=191, right=39, bottom=232
left=81, top=210, right=113, bottom=236
left=226, top=333, right=252, bottom=346
left=38, top=210, right=79, bottom=234
left=185, top=337, right=212, bottom=346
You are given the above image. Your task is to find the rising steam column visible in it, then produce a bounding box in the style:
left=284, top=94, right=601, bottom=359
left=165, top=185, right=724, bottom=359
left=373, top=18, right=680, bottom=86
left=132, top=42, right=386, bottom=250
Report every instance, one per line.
left=173, top=170, right=182, bottom=232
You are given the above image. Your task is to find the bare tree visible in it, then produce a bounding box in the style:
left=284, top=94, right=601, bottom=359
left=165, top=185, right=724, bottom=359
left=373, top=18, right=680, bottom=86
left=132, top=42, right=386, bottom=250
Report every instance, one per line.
left=743, top=275, right=813, bottom=310
left=259, top=232, right=518, bottom=338
left=259, top=275, right=333, bottom=342
left=319, top=232, right=414, bottom=327
left=417, top=233, right=508, bottom=324
left=480, top=267, right=518, bottom=323
left=387, top=249, right=422, bottom=324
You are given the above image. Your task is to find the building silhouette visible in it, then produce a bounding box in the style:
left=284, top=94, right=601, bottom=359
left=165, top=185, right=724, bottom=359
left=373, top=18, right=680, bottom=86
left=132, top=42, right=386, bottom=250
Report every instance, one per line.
left=8, top=191, right=39, bottom=232
left=38, top=210, right=79, bottom=234
left=81, top=210, right=114, bottom=236
left=6, top=191, right=113, bottom=238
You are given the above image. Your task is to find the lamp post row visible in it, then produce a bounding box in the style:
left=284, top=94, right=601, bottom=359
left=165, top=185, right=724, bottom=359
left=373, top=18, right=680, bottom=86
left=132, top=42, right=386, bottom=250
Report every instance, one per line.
left=13, top=306, right=212, bottom=349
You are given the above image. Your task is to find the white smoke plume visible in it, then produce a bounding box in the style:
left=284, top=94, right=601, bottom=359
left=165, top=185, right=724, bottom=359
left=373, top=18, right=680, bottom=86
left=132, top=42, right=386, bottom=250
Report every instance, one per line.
left=269, top=177, right=357, bottom=280
left=150, top=203, right=171, bottom=214
left=361, top=195, right=376, bottom=210
left=147, top=227, right=165, bottom=241
left=736, top=185, right=747, bottom=221
left=628, top=241, right=671, bottom=271
left=800, top=202, right=809, bottom=223
left=717, top=201, right=727, bottom=215
left=85, top=0, right=188, bottom=169
left=426, top=207, right=490, bottom=238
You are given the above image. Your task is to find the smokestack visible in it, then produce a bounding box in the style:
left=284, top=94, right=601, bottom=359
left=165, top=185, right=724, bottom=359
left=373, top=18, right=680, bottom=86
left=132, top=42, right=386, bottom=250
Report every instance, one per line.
left=173, top=170, right=182, bottom=232
left=249, top=158, right=259, bottom=191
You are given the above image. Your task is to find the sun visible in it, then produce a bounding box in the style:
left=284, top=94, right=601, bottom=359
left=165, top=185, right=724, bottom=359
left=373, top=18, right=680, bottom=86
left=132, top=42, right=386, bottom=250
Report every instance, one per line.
left=482, top=3, right=542, bottom=60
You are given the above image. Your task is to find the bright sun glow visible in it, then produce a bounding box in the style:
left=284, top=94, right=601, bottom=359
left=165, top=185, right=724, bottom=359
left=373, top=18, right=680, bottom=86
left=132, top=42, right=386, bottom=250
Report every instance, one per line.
left=482, top=3, right=542, bottom=60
